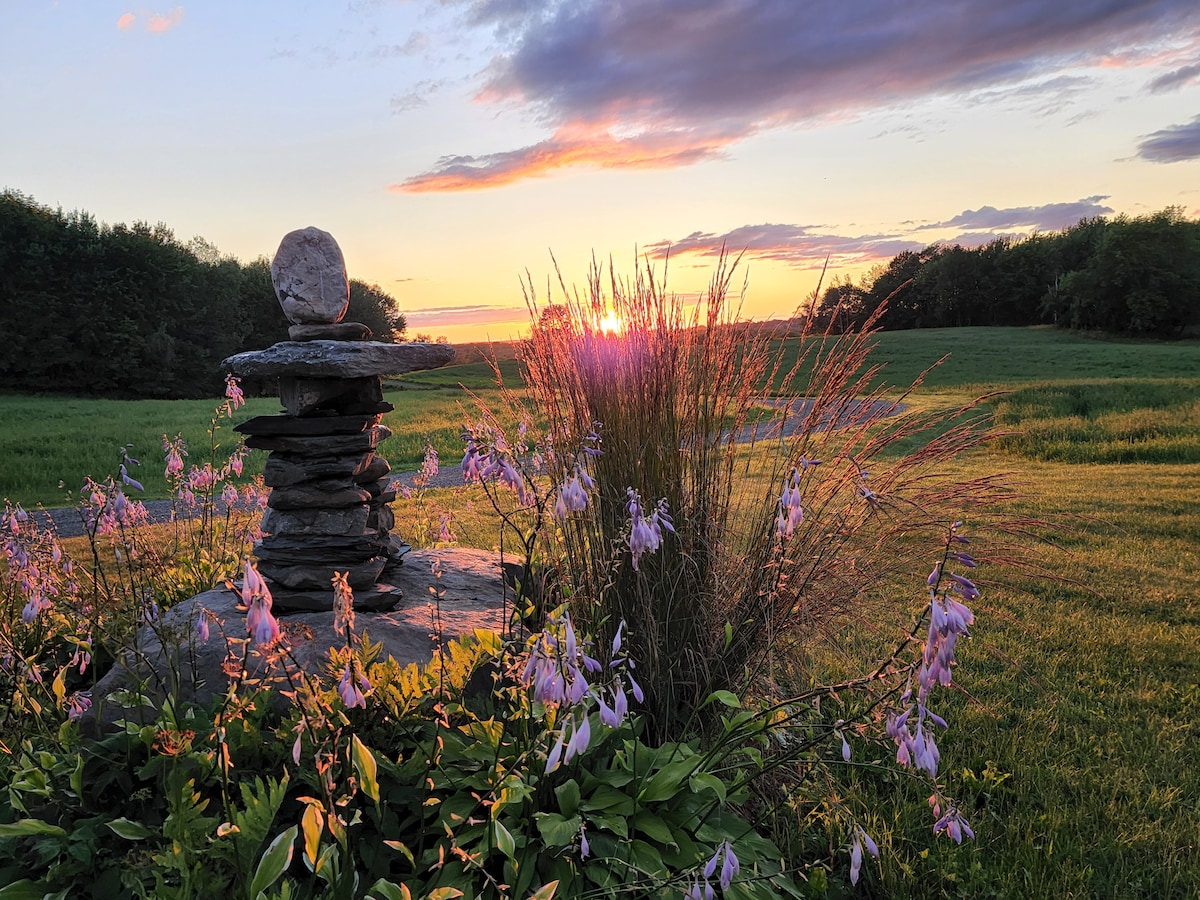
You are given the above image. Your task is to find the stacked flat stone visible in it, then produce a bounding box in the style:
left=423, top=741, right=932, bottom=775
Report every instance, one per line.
left=222, top=227, right=454, bottom=611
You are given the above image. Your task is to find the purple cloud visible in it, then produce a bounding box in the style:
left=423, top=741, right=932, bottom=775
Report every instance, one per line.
left=1147, top=63, right=1200, bottom=94
left=925, top=196, right=1114, bottom=231
left=646, top=223, right=925, bottom=269
left=400, top=0, right=1200, bottom=190
left=1136, top=115, right=1200, bottom=162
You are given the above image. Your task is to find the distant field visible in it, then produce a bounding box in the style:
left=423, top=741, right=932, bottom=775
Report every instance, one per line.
left=2, top=326, right=1197, bottom=507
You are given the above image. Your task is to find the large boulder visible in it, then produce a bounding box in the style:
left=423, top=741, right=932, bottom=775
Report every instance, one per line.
left=80, top=549, right=511, bottom=735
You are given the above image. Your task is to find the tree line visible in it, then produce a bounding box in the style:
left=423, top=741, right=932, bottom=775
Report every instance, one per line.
left=811, top=207, right=1200, bottom=338
left=0, top=190, right=407, bottom=399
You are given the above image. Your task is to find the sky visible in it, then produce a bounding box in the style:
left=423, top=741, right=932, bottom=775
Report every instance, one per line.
left=4, top=1, right=1200, bottom=344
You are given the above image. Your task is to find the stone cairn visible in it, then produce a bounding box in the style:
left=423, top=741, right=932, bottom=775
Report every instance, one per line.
left=222, top=227, right=454, bottom=612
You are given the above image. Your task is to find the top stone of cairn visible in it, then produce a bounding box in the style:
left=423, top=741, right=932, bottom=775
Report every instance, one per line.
left=271, top=227, right=350, bottom=325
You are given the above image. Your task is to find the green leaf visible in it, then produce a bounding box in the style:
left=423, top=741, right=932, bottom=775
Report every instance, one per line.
left=534, top=812, right=581, bottom=848
left=688, top=772, right=727, bottom=803
left=626, top=839, right=665, bottom=877
left=704, top=690, right=741, bottom=709
left=554, top=779, right=581, bottom=817
left=0, top=819, right=66, bottom=839
left=581, top=784, right=635, bottom=816
left=424, top=889, right=464, bottom=900
left=527, top=882, right=559, bottom=900
left=351, top=734, right=381, bottom=804
left=106, top=817, right=155, bottom=840
left=584, top=811, right=628, bottom=839
left=366, top=879, right=411, bottom=900
left=639, top=758, right=700, bottom=803
left=250, top=825, right=297, bottom=900
left=384, top=840, right=415, bottom=867
left=492, top=820, right=516, bottom=860
left=631, top=811, right=676, bottom=846
left=0, top=880, right=50, bottom=900
left=301, top=804, right=324, bottom=868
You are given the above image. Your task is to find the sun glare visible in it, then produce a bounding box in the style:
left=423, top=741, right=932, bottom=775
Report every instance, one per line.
left=598, top=310, right=623, bottom=335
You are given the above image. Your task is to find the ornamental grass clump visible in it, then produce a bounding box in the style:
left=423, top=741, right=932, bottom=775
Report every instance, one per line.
left=515, top=256, right=1014, bottom=745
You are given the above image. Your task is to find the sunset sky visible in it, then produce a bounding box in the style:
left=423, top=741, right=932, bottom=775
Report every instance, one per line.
left=4, top=1, right=1199, bottom=343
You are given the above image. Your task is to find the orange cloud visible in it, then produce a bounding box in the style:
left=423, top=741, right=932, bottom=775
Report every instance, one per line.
left=146, top=7, right=184, bottom=33
left=117, top=12, right=136, bottom=30
left=393, top=124, right=738, bottom=193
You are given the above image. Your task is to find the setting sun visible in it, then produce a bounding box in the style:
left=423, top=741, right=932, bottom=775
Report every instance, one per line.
left=598, top=309, right=623, bottom=335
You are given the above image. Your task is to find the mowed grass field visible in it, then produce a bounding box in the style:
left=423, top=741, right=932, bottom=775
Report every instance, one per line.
left=3, top=326, right=1199, bottom=896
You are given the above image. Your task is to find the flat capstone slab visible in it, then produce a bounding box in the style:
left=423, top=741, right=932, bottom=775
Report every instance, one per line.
left=222, top=341, right=455, bottom=379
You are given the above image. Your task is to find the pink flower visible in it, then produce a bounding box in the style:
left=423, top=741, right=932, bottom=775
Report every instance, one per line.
left=849, top=826, right=879, bottom=885
left=419, top=443, right=439, bottom=483
left=242, top=560, right=280, bottom=647
left=338, top=662, right=367, bottom=708
left=224, top=374, right=245, bottom=411
left=461, top=439, right=482, bottom=482
left=933, top=809, right=975, bottom=844
left=553, top=470, right=591, bottom=520
left=67, top=692, right=92, bottom=722
left=776, top=468, right=805, bottom=539
left=332, top=571, right=355, bottom=638
left=162, top=436, right=187, bottom=480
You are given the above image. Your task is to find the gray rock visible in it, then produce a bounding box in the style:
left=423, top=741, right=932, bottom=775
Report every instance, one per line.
left=80, top=549, right=510, bottom=735
left=355, top=457, right=391, bottom=484
left=277, top=376, right=389, bottom=417
left=256, top=533, right=386, bottom=556
left=268, top=581, right=403, bottom=613
left=267, top=484, right=373, bottom=510
left=262, top=452, right=376, bottom=487
left=288, top=322, right=372, bottom=342
left=235, top=413, right=381, bottom=437
left=245, top=425, right=391, bottom=455
left=368, top=505, right=396, bottom=532
left=223, top=341, right=456, bottom=379
left=271, top=227, right=350, bottom=325
left=261, top=505, right=370, bottom=537
left=258, top=555, right=387, bottom=592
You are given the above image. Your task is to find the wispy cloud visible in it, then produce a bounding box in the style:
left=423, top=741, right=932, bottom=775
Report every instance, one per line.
left=645, top=223, right=925, bottom=269
left=117, top=7, right=184, bottom=34
left=1136, top=115, right=1200, bottom=162
left=645, top=196, right=1119, bottom=269
left=1147, top=63, right=1200, bottom=93
left=923, top=196, right=1115, bottom=231
left=400, top=0, right=1200, bottom=190
left=146, top=7, right=184, bottom=33
left=396, top=124, right=737, bottom=192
